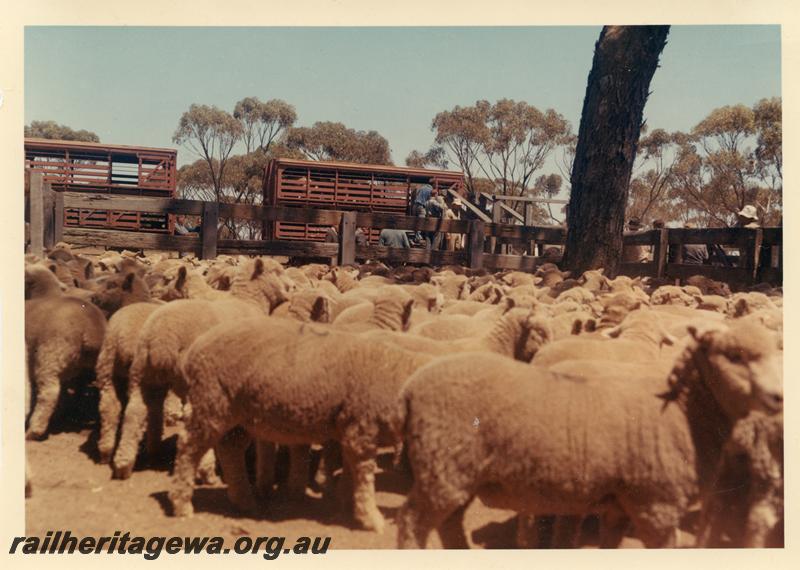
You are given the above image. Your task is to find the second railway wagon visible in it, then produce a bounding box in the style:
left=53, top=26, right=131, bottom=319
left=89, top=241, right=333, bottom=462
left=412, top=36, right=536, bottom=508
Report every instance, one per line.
left=262, top=158, right=465, bottom=242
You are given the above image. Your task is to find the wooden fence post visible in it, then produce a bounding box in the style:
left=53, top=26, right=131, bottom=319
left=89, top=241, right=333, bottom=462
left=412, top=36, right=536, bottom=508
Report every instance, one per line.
left=338, top=211, right=356, bottom=266
left=467, top=220, right=485, bottom=270
left=491, top=201, right=502, bottom=254
left=201, top=201, right=219, bottom=260
left=53, top=191, right=64, bottom=244
left=652, top=228, right=669, bottom=279
left=42, top=183, right=56, bottom=250
left=29, top=172, right=45, bottom=256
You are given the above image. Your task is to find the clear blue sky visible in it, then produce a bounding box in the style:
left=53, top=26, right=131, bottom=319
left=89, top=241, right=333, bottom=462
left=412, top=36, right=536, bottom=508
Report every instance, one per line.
left=25, top=26, right=780, bottom=169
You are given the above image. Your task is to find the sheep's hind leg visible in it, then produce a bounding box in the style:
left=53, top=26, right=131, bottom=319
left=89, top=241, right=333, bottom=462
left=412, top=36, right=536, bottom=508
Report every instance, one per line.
left=26, top=346, right=72, bottom=440
left=254, top=441, right=277, bottom=499
left=96, top=344, right=121, bottom=463
left=553, top=515, right=582, bottom=548
left=216, top=427, right=258, bottom=514
left=112, top=359, right=149, bottom=479
left=286, top=444, right=311, bottom=501
left=143, top=385, right=168, bottom=461
left=168, top=419, right=221, bottom=517
left=397, top=485, right=462, bottom=549
left=342, top=444, right=383, bottom=533
left=437, top=499, right=473, bottom=549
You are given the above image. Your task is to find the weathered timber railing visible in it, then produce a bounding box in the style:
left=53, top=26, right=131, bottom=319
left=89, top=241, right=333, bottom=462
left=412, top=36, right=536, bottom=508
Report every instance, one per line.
left=26, top=180, right=782, bottom=284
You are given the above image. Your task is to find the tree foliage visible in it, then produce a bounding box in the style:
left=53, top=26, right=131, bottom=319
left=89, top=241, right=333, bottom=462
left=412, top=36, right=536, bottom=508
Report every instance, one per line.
left=233, top=97, right=297, bottom=153
left=25, top=120, right=100, bottom=142
left=284, top=122, right=392, bottom=165
left=405, top=146, right=448, bottom=170
left=628, top=98, right=782, bottom=227
left=427, top=100, right=571, bottom=206
left=173, top=104, right=243, bottom=201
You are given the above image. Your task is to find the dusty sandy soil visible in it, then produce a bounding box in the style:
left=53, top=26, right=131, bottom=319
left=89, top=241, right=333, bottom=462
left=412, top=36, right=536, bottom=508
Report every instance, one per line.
left=26, top=425, right=658, bottom=550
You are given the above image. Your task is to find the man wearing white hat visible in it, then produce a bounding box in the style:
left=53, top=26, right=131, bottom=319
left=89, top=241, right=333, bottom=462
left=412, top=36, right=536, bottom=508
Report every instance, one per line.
left=737, top=205, right=760, bottom=229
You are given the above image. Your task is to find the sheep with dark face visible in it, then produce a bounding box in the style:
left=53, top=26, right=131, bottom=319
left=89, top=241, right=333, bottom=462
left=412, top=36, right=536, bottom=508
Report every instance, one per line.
left=395, top=321, right=782, bottom=549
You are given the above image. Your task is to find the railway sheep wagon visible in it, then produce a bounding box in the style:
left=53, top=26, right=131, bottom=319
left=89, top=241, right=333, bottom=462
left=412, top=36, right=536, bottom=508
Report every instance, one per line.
left=261, top=158, right=465, bottom=243
left=25, top=138, right=177, bottom=234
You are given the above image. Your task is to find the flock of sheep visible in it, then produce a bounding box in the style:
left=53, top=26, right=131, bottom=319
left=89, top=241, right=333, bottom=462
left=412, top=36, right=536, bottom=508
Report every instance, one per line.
left=24, top=243, right=784, bottom=548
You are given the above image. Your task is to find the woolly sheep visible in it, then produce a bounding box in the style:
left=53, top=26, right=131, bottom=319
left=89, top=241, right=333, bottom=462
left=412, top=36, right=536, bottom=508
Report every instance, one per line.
left=25, top=265, right=107, bottom=440
left=395, top=322, right=782, bottom=548
left=169, top=317, right=432, bottom=532
left=728, top=292, right=777, bottom=317
left=332, top=287, right=415, bottom=333
left=430, top=273, right=471, bottom=300
left=531, top=312, right=675, bottom=368
left=111, top=259, right=292, bottom=479
left=270, top=288, right=334, bottom=323
left=650, top=285, right=702, bottom=307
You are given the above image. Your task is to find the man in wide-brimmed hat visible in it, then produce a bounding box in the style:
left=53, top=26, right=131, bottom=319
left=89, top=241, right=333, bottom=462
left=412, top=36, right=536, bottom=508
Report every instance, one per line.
left=737, top=204, right=760, bottom=229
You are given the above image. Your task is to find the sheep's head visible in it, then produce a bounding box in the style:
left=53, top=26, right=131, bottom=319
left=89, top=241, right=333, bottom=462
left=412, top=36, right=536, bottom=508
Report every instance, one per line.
left=470, top=282, right=507, bottom=304
left=234, top=258, right=295, bottom=313
left=663, top=322, right=782, bottom=420
left=651, top=285, right=696, bottom=307
left=370, top=288, right=415, bottom=332
left=156, top=266, right=192, bottom=301
left=25, top=264, right=64, bottom=299
left=729, top=292, right=776, bottom=318
left=90, top=271, right=151, bottom=314
left=579, top=268, right=610, bottom=293
left=288, top=289, right=333, bottom=323
left=601, top=315, right=677, bottom=347
left=515, top=314, right=553, bottom=362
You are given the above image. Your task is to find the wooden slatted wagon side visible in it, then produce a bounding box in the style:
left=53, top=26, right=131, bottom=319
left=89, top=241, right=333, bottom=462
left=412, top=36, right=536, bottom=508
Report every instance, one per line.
left=262, top=158, right=465, bottom=243
left=25, top=138, right=178, bottom=234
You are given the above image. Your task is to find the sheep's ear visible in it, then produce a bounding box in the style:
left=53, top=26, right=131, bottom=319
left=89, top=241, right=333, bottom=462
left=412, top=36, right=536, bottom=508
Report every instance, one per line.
left=72, top=278, right=80, bottom=288
left=83, top=260, right=94, bottom=280
left=571, top=319, right=583, bottom=335
left=310, top=296, right=331, bottom=323
left=533, top=276, right=543, bottom=285
left=661, top=332, right=677, bottom=346
left=687, top=324, right=716, bottom=343
left=251, top=258, right=265, bottom=280
left=602, top=325, right=622, bottom=339
left=585, top=319, right=597, bottom=333
left=503, top=297, right=516, bottom=314
left=175, top=266, right=188, bottom=291
left=47, top=262, right=58, bottom=274
left=427, top=297, right=438, bottom=313
left=492, top=288, right=504, bottom=305
left=98, top=261, right=109, bottom=272
left=217, top=274, right=231, bottom=290
left=122, top=272, right=136, bottom=292
left=401, top=298, right=414, bottom=330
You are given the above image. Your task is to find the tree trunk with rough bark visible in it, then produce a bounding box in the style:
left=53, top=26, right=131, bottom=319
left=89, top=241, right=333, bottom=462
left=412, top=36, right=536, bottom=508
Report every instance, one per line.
left=562, top=25, right=670, bottom=277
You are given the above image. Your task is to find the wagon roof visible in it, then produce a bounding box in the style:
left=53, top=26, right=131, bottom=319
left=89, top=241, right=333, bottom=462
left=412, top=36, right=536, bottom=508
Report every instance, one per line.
left=25, top=137, right=177, bottom=157
left=269, top=157, right=464, bottom=180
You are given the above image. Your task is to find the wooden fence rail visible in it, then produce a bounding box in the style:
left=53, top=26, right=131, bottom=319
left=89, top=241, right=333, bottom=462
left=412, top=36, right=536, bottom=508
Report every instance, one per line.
left=26, top=188, right=782, bottom=285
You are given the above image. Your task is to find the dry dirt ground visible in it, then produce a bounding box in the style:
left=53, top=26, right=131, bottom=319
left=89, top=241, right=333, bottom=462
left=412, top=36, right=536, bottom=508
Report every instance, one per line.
left=26, top=415, right=655, bottom=550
